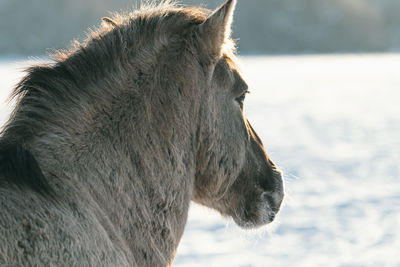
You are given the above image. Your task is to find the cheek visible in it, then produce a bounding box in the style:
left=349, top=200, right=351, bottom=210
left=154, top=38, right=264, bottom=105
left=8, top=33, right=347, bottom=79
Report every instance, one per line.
left=219, top=106, right=248, bottom=157
left=193, top=113, right=248, bottom=201
left=210, top=113, right=248, bottom=194
left=218, top=110, right=246, bottom=158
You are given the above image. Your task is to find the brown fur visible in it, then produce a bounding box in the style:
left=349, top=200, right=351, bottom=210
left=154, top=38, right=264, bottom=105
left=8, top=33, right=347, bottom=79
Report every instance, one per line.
left=0, top=1, right=283, bottom=266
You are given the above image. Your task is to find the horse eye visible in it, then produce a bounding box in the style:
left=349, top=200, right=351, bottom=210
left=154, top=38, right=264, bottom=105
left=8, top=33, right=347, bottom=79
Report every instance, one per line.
left=235, top=91, right=249, bottom=107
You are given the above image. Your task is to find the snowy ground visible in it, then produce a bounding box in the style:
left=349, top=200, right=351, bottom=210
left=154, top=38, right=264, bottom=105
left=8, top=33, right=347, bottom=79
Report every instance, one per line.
left=1, top=55, right=400, bottom=266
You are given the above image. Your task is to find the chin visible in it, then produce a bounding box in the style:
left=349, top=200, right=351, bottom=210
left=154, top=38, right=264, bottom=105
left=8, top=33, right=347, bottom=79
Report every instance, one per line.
left=231, top=204, right=277, bottom=229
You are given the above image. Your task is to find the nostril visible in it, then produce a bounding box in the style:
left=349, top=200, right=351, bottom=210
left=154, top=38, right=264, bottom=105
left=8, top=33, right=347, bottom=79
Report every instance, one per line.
left=262, top=191, right=284, bottom=212
left=262, top=192, right=274, bottom=204
left=259, top=166, right=283, bottom=192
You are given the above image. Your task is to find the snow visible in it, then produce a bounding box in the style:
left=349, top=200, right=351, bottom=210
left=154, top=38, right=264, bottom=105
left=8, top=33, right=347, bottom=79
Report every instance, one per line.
left=1, top=54, right=400, bottom=266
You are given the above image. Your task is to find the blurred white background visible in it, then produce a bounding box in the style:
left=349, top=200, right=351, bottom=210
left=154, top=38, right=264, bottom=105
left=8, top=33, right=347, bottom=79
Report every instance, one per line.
left=2, top=0, right=400, bottom=55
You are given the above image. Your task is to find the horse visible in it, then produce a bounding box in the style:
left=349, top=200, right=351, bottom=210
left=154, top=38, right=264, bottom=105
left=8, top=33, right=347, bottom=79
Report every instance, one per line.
left=0, top=0, right=284, bottom=266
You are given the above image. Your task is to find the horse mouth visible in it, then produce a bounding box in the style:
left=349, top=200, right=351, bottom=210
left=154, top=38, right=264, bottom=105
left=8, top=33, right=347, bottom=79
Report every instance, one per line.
left=233, top=172, right=284, bottom=229
left=230, top=189, right=283, bottom=229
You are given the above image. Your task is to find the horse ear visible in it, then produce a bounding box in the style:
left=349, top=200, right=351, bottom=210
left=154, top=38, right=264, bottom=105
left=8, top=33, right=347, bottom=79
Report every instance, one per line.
left=101, top=17, right=118, bottom=27
left=198, top=0, right=237, bottom=57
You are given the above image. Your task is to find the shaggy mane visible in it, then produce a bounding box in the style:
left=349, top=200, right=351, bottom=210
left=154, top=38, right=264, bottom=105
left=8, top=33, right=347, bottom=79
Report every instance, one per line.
left=0, top=1, right=218, bottom=197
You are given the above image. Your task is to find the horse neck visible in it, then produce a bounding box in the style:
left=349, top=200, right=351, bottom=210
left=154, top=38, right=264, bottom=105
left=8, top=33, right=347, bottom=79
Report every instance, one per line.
left=26, top=84, right=197, bottom=263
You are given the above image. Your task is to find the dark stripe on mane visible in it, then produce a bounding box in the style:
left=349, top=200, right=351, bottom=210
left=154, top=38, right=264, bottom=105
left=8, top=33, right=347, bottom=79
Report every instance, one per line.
left=0, top=143, right=54, bottom=197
